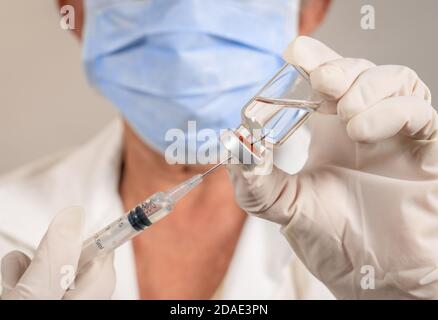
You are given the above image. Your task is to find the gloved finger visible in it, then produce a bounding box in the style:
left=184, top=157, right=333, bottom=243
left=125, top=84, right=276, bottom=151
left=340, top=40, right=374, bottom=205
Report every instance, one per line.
left=339, top=65, right=432, bottom=122
left=310, top=58, right=376, bottom=101
left=1, top=250, right=31, bottom=298
left=283, top=36, right=342, bottom=75
left=283, top=37, right=375, bottom=114
left=226, top=163, right=273, bottom=213
left=226, top=160, right=297, bottom=225
left=10, top=207, right=85, bottom=299
left=346, top=96, right=437, bottom=143
left=63, top=253, right=116, bottom=300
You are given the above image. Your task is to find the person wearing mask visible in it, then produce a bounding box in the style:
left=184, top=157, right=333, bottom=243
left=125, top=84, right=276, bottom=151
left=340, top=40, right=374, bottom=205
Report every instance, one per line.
left=2, top=0, right=437, bottom=300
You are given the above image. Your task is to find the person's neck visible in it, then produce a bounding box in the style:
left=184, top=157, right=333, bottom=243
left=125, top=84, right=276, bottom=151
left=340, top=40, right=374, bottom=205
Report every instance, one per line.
left=118, top=123, right=225, bottom=210
left=118, top=124, right=247, bottom=299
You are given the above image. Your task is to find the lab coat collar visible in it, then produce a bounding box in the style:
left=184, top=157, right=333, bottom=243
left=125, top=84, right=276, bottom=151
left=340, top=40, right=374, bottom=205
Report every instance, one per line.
left=220, top=216, right=296, bottom=299
left=0, top=118, right=125, bottom=236
left=0, top=119, right=139, bottom=298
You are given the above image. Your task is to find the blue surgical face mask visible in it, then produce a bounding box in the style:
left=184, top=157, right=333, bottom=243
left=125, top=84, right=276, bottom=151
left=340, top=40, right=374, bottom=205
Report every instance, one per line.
left=83, top=0, right=299, bottom=158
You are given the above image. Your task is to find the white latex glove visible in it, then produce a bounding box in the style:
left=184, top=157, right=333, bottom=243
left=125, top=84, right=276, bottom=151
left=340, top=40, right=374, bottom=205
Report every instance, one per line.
left=228, top=36, right=438, bottom=299
left=1, top=207, right=115, bottom=299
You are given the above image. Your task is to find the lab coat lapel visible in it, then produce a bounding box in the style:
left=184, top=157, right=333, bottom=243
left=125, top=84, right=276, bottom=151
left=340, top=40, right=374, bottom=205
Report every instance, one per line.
left=64, top=119, right=140, bottom=299
left=0, top=119, right=125, bottom=247
left=56, top=119, right=140, bottom=299
left=220, top=216, right=295, bottom=299
left=0, top=119, right=140, bottom=299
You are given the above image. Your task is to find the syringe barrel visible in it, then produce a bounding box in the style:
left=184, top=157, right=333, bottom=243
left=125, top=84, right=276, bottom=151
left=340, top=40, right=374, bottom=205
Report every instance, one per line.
left=78, top=193, right=172, bottom=269
left=78, top=214, right=139, bottom=269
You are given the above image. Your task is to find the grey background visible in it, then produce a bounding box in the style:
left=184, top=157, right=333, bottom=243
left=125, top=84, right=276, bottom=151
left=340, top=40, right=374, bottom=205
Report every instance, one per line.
left=0, top=0, right=437, bottom=174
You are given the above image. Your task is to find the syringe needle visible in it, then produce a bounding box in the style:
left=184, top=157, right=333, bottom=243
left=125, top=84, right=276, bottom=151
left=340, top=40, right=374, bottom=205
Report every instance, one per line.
left=202, top=133, right=268, bottom=178
left=201, top=156, right=232, bottom=178
left=166, top=155, right=233, bottom=202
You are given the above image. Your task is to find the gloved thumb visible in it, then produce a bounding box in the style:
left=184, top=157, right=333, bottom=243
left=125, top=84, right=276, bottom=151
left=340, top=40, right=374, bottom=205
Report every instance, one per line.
left=283, top=36, right=341, bottom=75
left=3, top=206, right=85, bottom=299
left=226, top=158, right=297, bottom=225
left=1, top=250, right=31, bottom=297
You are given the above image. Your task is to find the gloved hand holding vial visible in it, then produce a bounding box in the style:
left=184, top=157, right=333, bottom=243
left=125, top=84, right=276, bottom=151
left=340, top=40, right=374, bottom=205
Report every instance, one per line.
left=226, top=36, right=438, bottom=299
left=5, top=35, right=438, bottom=300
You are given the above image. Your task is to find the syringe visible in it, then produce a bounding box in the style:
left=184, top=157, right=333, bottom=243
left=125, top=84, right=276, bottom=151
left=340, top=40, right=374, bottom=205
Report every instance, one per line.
left=78, top=158, right=230, bottom=269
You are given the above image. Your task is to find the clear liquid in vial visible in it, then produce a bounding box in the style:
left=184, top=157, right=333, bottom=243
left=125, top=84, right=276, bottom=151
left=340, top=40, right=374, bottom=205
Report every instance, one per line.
left=244, top=96, right=316, bottom=144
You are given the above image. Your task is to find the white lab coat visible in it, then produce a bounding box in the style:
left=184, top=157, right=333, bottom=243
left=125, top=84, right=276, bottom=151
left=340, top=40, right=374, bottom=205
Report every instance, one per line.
left=0, top=119, right=333, bottom=299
